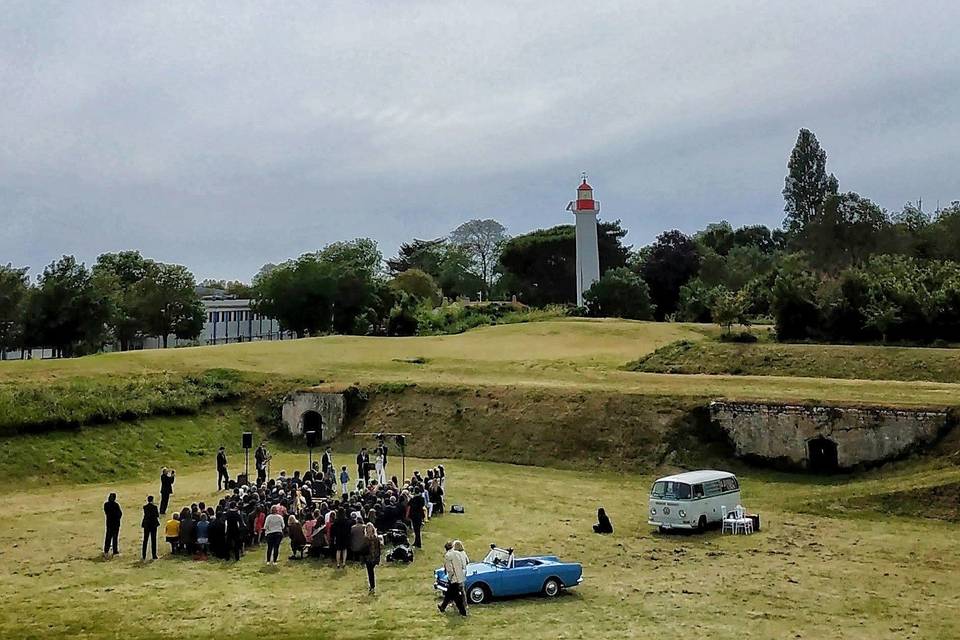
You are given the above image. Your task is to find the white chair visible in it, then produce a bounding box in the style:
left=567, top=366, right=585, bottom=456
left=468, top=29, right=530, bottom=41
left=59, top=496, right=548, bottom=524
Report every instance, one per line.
left=721, top=505, right=736, bottom=534
left=733, top=505, right=754, bottom=535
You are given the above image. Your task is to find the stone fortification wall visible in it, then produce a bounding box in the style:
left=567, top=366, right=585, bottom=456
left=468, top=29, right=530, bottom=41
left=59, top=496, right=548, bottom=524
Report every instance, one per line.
left=710, top=401, right=949, bottom=469
left=281, top=391, right=346, bottom=441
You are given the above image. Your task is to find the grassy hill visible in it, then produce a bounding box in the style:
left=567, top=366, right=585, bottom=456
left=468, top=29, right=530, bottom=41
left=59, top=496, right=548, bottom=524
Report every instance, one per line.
left=631, top=339, right=960, bottom=383
left=7, top=319, right=960, bottom=413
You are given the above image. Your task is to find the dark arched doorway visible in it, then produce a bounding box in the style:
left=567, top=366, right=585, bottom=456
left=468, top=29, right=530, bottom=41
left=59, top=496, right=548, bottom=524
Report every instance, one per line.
left=302, top=410, right=324, bottom=441
left=807, top=436, right=839, bottom=472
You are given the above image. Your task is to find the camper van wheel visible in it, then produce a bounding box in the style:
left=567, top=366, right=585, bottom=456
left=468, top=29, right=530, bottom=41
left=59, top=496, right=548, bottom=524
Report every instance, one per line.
left=697, top=516, right=707, bottom=532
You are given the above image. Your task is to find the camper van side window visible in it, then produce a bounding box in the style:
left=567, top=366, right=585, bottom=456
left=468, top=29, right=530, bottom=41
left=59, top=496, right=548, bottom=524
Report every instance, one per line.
left=703, top=480, right=722, bottom=497
left=693, top=484, right=704, bottom=499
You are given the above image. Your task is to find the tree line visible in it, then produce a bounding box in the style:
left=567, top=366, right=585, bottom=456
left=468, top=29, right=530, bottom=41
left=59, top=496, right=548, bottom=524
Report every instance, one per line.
left=1, top=252, right=203, bottom=358
left=4, top=127, right=959, bottom=356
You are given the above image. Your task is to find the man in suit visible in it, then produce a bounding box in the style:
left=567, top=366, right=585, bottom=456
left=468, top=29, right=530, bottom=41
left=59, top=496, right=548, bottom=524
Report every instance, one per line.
left=356, top=447, right=369, bottom=487
left=103, top=492, right=123, bottom=558
left=321, top=447, right=333, bottom=475
left=159, top=468, right=175, bottom=514
left=408, top=486, right=427, bottom=549
left=141, top=495, right=160, bottom=560
left=223, top=502, right=245, bottom=561
left=255, top=442, right=268, bottom=484
left=216, top=446, right=229, bottom=491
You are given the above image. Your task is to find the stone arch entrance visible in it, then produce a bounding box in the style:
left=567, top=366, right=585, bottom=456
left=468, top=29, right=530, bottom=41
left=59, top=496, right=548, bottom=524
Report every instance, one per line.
left=807, top=436, right=839, bottom=472
left=302, top=410, right=324, bottom=440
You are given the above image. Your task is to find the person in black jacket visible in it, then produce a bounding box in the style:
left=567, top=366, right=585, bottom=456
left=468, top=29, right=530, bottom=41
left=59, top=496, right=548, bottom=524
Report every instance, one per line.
left=408, top=487, right=426, bottom=548
left=216, top=447, right=229, bottom=491
left=223, top=502, right=246, bottom=561
left=593, top=507, right=613, bottom=534
left=159, top=468, right=175, bottom=514
left=321, top=448, right=333, bottom=475
left=356, top=448, right=369, bottom=487
left=103, top=492, right=123, bottom=558
left=141, top=495, right=160, bottom=560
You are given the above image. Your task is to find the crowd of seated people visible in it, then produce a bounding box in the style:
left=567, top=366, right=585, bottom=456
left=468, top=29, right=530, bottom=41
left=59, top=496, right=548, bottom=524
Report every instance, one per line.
left=160, top=459, right=448, bottom=568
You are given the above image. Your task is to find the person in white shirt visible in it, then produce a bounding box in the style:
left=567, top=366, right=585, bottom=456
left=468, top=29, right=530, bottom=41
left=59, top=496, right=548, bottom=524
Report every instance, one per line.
left=438, top=540, right=468, bottom=616
left=375, top=454, right=386, bottom=485
left=263, top=506, right=285, bottom=565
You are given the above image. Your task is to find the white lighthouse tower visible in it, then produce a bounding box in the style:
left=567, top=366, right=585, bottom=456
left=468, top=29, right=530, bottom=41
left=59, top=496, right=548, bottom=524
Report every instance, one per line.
left=566, top=174, right=601, bottom=306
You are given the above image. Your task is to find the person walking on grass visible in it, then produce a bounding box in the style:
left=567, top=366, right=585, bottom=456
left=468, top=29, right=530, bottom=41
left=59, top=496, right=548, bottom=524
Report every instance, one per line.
left=103, top=492, right=122, bottom=558
left=363, top=522, right=382, bottom=594
left=438, top=540, right=468, bottom=616
left=141, top=495, right=160, bottom=561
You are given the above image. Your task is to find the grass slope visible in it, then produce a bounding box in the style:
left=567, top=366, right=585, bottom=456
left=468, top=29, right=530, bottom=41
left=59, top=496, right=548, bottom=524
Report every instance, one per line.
left=632, top=339, right=960, bottom=383
left=6, top=320, right=960, bottom=410
left=2, top=453, right=959, bottom=639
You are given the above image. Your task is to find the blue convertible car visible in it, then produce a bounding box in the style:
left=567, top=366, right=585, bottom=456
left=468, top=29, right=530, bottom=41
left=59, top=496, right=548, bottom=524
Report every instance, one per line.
left=434, top=545, right=583, bottom=604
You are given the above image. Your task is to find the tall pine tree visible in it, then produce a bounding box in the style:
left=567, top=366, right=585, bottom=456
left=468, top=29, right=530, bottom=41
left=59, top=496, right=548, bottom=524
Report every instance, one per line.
left=782, top=128, right=838, bottom=233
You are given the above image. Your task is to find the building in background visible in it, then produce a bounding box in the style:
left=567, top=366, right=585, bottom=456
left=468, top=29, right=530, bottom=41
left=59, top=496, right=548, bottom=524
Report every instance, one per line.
left=137, top=295, right=292, bottom=349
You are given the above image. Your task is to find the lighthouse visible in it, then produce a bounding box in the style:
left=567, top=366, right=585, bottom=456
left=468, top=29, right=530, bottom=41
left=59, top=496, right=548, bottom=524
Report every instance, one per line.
left=566, top=174, right=601, bottom=306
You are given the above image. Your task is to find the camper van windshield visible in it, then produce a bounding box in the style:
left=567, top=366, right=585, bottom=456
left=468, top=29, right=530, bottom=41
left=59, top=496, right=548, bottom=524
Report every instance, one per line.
left=651, top=481, right=691, bottom=499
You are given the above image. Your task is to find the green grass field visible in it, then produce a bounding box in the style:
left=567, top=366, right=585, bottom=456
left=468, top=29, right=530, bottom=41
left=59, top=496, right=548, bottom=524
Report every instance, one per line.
left=2, top=453, right=958, bottom=640
left=4, top=320, right=960, bottom=638
left=6, top=319, right=960, bottom=407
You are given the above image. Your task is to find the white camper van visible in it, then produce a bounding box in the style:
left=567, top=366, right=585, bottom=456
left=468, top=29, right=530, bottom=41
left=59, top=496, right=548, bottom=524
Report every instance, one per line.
left=648, top=470, right=741, bottom=532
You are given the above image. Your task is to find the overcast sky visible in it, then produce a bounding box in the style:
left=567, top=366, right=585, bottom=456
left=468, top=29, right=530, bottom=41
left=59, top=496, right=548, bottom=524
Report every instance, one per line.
left=2, top=1, right=959, bottom=281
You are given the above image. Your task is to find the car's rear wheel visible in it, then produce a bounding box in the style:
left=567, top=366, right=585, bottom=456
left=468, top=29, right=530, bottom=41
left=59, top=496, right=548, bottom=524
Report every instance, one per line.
left=468, top=584, right=489, bottom=604
left=697, top=515, right=707, bottom=532
left=542, top=577, right=562, bottom=597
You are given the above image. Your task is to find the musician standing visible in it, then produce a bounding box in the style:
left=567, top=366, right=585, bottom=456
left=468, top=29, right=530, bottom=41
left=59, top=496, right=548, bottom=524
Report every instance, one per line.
left=321, top=447, right=333, bottom=475
left=216, top=446, right=229, bottom=490
left=255, top=441, right=269, bottom=484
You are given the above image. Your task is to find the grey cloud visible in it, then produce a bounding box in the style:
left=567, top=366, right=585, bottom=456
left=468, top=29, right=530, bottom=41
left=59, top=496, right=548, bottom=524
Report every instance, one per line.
left=1, top=1, right=958, bottom=280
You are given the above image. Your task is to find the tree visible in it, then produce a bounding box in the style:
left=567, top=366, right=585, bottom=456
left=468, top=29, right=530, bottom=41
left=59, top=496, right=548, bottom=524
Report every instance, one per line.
left=498, top=221, right=630, bottom=306
left=771, top=260, right=821, bottom=341
left=92, top=251, right=153, bottom=350
left=639, top=230, right=701, bottom=320
left=711, top=288, right=749, bottom=333
left=386, top=238, right=483, bottom=299
left=133, top=263, right=204, bottom=347
left=252, top=239, right=387, bottom=337
left=582, top=267, right=654, bottom=320
left=386, top=238, right=447, bottom=276
left=391, top=269, right=441, bottom=307
left=24, top=256, right=111, bottom=357
left=677, top=278, right=720, bottom=323
left=449, top=219, right=509, bottom=295
left=0, top=264, right=29, bottom=358
left=783, top=128, right=838, bottom=233
left=798, top=192, right=891, bottom=271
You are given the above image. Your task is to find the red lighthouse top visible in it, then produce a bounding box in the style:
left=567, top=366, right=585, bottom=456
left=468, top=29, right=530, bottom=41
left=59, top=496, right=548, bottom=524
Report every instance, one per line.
left=573, top=174, right=597, bottom=211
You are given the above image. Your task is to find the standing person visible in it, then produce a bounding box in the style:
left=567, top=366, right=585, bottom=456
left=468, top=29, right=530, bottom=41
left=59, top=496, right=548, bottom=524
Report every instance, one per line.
left=438, top=540, right=468, bottom=616
left=408, top=486, right=426, bottom=549
left=376, top=441, right=389, bottom=477
left=103, top=492, right=122, bottom=558
left=216, top=446, right=229, bottom=491
left=165, top=513, right=181, bottom=554
left=255, top=441, right=269, bottom=484
left=159, top=468, right=175, bottom=514
left=224, top=502, right=245, bottom=561
left=356, top=448, right=369, bottom=487
left=321, top=447, right=333, bottom=475
left=263, top=505, right=284, bottom=565
left=375, top=452, right=386, bottom=485
left=339, top=466, right=350, bottom=496
left=195, top=514, right=210, bottom=556
left=363, top=523, right=382, bottom=594
left=141, top=495, right=160, bottom=561
left=332, top=508, right=351, bottom=569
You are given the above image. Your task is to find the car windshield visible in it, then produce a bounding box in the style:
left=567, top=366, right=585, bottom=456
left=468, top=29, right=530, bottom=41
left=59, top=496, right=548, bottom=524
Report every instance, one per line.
left=650, top=481, right=692, bottom=499
left=483, top=548, right=512, bottom=566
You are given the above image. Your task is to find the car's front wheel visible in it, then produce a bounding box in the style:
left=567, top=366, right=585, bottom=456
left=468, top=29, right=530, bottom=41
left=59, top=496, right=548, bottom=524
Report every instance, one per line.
left=542, top=577, right=562, bottom=597
left=467, top=584, right=489, bottom=604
